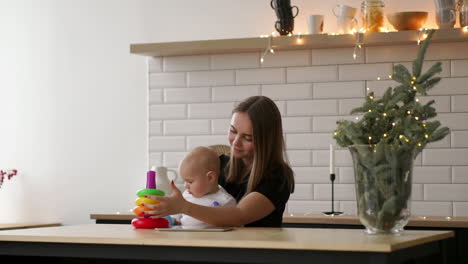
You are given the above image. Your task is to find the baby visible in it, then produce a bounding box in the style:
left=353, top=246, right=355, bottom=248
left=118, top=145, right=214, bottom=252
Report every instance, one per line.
left=170, top=146, right=236, bottom=228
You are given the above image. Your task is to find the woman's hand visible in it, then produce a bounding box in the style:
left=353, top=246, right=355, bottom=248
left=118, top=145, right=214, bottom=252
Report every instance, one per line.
left=143, top=181, right=188, bottom=218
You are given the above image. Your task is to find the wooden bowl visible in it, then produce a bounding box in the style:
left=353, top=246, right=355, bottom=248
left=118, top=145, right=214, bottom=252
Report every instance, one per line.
left=386, top=11, right=428, bottom=31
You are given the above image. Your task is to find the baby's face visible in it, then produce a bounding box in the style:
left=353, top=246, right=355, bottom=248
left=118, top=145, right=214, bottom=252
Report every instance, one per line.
left=181, top=167, right=212, bottom=198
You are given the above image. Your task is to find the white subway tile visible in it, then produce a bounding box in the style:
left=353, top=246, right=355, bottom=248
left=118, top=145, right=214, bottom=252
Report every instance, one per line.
left=426, top=42, right=468, bottom=60
left=287, top=200, right=339, bottom=214
left=212, top=85, right=260, bottom=102
left=425, top=184, right=468, bottom=201
left=365, top=80, right=398, bottom=97
left=164, top=120, right=210, bottom=135
left=313, top=149, right=352, bottom=166
left=149, top=90, right=163, bottom=104
left=366, top=45, right=418, bottom=63
left=149, top=136, right=185, bottom=152
left=452, top=131, right=468, bottom=148
left=212, top=119, right=230, bottom=134
left=188, top=102, right=234, bottom=119
left=451, top=59, right=468, bottom=77
left=211, top=52, right=259, bottom=70
left=149, top=152, right=162, bottom=167
left=164, top=88, right=210, bottom=103
left=438, top=113, right=468, bottom=130
left=164, top=55, right=210, bottom=72
left=188, top=70, right=235, bottom=87
left=236, top=68, right=285, bottom=85
left=261, top=50, right=310, bottom=68
left=417, top=96, right=451, bottom=113
left=286, top=99, right=338, bottom=116
left=451, top=95, right=468, bottom=112
left=340, top=201, right=357, bottom=215
left=293, top=167, right=331, bottom=183
left=413, top=166, right=451, bottom=183
left=411, top=201, right=452, bottom=217
left=411, top=184, right=424, bottom=200
left=414, top=154, right=423, bottom=166
left=287, top=150, right=312, bottom=166
left=423, top=149, right=468, bottom=165
left=275, top=101, right=286, bottom=116
left=287, top=65, right=338, bottom=83
left=283, top=117, right=312, bottom=133
left=338, top=167, right=354, bottom=183
left=453, top=166, right=468, bottom=183
left=287, top=133, right=334, bottom=149
left=314, top=184, right=355, bottom=200
left=149, top=104, right=186, bottom=120
left=454, top=202, right=468, bottom=216
left=314, top=81, right=365, bottom=99
left=290, top=184, right=314, bottom=200
left=431, top=77, right=468, bottom=95
left=312, top=47, right=364, bottom=65
left=149, top=72, right=186, bottom=88
left=262, top=83, right=312, bottom=100
left=149, top=121, right=162, bottom=136
left=313, top=116, right=356, bottom=133
left=396, top=60, right=450, bottom=78
left=339, top=63, right=392, bottom=81
left=339, top=99, right=365, bottom=115
left=148, top=57, right=162, bottom=73
left=163, top=152, right=188, bottom=168
left=187, top=135, right=229, bottom=150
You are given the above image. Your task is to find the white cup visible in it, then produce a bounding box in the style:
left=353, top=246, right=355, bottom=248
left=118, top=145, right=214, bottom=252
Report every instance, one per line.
left=435, top=7, right=456, bottom=28
left=307, top=15, right=324, bottom=34
left=333, top=4, right=357, bottom=19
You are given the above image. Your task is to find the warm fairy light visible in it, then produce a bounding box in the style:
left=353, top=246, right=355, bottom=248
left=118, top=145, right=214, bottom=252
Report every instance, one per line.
left=296, top=32, right=303, bottom=44
left=380, top=27, right=390, bottom=33
left=407, top=110, right=411, bottom=114
left=413, top=86, right=417, bottom=90
left=269, top=48, right=275, bottom=54
left=463, top=26, right=468, bottom=32
left=389, top=75, right=392, bottom=79
left=383, top=113, right=387, bottom=116
left=422, top=123, right=427, bottom=127
left=358, top=44, right=362, bottom=48
left=334, top=131, right=338, bottom=136
left=355, top=117, right=360, bottom=120
left=405, top=138, right=410, bottom=142
left=422, top=33, right=428, bottom=39
left=411, top=80, right=415, bottom=84
left=446, top=216, right=452, bottom=220
left=369, top=95, right=374, bottom=100
left=383, top=133, right=388, bottom=137
left=392, top=122, right=396, bottom=126
left=418, top=142, right=422, bottom=147
left=424, top=134, right=429, bottom=138
left=260, top=57, right=264, bottom=63
left=368, top=136, right=372, bottom=140
left=399, top=134, right=404, bottom=139
left=412, top=76, right=417, bottom=80
left=353, top=53, right=357, bottom=60
left=288, top=33, right=293, bottom=37
left=377, top=77, right=381, bottom=80
left=368, top=109, right=372, bottom=112
left=415, top=116, right=419, bottom=120
left=415, top=98, right=420, bottom=102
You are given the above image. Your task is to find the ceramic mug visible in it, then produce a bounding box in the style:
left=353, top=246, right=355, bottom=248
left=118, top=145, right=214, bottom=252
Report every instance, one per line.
left=275, top=18, right=295, bottom=35
left=435, top=7, right=456, bottom=28
left=307, top=15, right=324, bottom=34
left=333, top=4, right=358, bottom=34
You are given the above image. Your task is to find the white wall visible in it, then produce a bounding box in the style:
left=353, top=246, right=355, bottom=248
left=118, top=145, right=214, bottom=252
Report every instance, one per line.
left=0, top=0, right=444, bottom=225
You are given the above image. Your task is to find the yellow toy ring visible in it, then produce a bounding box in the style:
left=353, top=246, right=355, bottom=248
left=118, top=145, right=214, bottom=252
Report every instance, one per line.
left=135, top=197, right=159, bottom=206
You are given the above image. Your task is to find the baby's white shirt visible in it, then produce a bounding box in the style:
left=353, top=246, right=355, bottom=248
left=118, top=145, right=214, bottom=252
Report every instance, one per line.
left=173, top=185, right=236, bottom=228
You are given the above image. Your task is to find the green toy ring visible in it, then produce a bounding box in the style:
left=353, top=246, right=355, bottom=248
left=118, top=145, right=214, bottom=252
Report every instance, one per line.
left=137, top=188, right=165, bottom=197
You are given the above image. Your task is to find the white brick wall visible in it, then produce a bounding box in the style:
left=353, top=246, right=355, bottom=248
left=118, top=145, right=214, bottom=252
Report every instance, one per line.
left=147, top=40, right=468, bottom=217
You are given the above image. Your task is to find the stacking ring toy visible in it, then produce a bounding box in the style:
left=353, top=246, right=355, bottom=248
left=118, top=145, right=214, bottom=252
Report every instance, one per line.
left=131, top=217, right=169, bottom=229
left=132, top=205, right=153, bottom=217
left=137, top=188, right=165, bottom=197
left=135, top=197, right=159, bottom=206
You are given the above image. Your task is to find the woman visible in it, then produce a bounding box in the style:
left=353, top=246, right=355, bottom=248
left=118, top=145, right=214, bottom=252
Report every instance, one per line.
left=146, top=96, right=295, bottom=227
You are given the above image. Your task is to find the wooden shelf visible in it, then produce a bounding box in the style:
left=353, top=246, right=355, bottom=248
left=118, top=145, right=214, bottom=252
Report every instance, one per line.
left=130, top=28, right=468, bottom=57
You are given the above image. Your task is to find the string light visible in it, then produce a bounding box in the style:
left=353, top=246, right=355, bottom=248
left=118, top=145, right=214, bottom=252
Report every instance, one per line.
left=377, top=77, right=381, bottom=80
left=296, top=32, right=303, bottom=44
left=417, top=28, right=427, bottom=45
left=424, top=134, right=429, bottom=138
left=383, top=133, right=388, bottom=137
left=415, top=116, right=420, bottom=120
left=415, top=98, right=419, bottom=102
left=463, top=26, right=468, bottom=32
left=369, top=95, right=374, bottom=100
left=407, top=110, right=411, bottom=115
left=388, top=75, right=392, bottom=79
left=383, top=113, right=387, bottom=117
left=417, top=142, right=423, bottom=147
left=260, top=35, right=274, bottom=64
left=353, top=32, right=364, bottom=60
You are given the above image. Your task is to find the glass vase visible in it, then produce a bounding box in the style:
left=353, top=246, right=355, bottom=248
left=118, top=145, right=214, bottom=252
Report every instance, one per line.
left=348, top=144, right=415, bottom=234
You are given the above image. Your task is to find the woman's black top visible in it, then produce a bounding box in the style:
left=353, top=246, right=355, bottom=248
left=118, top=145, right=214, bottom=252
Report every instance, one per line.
left=217, top=155, right=291, bottom=227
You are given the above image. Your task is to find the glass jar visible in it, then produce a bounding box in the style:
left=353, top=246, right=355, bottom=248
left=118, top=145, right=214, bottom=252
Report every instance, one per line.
left=460, top=0, right=468, bottom=27
left=361, top=0, right=385, bottom=32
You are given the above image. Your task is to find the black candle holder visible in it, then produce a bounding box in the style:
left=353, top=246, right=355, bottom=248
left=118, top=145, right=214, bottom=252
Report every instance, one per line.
left=322, top=173, right=343, bottom=216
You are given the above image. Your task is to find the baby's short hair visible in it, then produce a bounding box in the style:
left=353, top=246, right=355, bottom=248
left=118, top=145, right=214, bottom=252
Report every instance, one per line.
left=180, top=146, right=220, bottom=176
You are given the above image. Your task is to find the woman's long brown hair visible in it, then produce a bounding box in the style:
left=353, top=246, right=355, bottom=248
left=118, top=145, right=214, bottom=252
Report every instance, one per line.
left=226, top=96, right=295, bottom=195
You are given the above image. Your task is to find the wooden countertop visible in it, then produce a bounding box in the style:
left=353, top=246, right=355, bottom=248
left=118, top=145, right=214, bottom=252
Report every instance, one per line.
left=90, top=213, right=468, bottom=228
left=130, top=28, right=468, bottom=57
left=0, top=224, right=453, bottom=253
left=0, top=222, right=62, bottom=230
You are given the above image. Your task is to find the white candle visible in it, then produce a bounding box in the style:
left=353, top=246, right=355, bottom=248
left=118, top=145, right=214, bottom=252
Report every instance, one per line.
left=329, top=144, right=335, bottom=174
